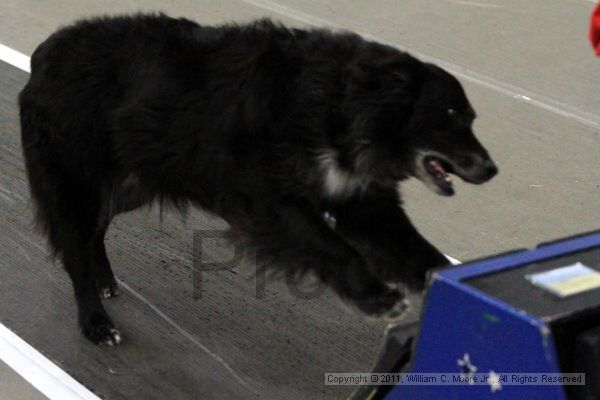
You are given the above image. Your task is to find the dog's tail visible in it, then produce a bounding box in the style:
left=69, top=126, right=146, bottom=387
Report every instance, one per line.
left=19, top=84, right=55, bottom=242
left=18, top=79, right=91, bottom=259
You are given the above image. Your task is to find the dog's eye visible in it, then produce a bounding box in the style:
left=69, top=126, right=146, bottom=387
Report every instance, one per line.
left=447, top=108, right=456, bottom=116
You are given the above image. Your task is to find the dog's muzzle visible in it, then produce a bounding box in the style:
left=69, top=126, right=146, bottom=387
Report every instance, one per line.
left=415, top=152, right=498, bottom=196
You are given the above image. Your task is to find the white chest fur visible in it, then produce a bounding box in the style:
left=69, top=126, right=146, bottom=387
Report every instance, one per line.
left=317, top=150, right=370, bottom=199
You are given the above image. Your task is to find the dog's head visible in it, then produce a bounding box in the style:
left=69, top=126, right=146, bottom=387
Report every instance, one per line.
left=343, top=47, right=497, bottom=196
left=407, top=63, right=497, bottom=196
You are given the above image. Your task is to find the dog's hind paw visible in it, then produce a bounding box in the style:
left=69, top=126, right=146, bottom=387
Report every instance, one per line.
left=101, top=328, right=122, bottom=347
left=97, top=280, right=120, bottom=299
left=82, top=312, right=122, bottom=346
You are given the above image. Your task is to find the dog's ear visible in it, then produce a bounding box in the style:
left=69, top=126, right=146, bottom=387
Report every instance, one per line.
left=344, top=54, right=421, bottom=100
left=339, top=54, right=423, bottom=173
left=342, top=53, right=423, bottom=132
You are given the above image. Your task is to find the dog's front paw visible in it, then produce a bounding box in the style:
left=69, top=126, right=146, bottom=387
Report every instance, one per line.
left=374, top=250, right=449, bottom=292
left=355, top=288, right=411, bottom=321
left=82, top=312, right=122, bottom=346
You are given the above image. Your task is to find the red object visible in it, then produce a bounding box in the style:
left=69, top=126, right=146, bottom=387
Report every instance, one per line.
left=591, top=2, right=600, bottom=55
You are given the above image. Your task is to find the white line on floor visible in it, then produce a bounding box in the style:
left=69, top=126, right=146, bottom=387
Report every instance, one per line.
left=0, top=324, right=100, bottom=400
left=240, top=0, right=600, bottom=129
left=445, top=0, right=503, bottom=9
left=0, top=43, right=30, bottom=73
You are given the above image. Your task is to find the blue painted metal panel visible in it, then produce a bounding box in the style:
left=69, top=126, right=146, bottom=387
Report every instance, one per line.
left=383, top=232, right=600, bottom=400
left=385, top=280, right=565, bottom=399
left=439, top=231, right=600, bottom=282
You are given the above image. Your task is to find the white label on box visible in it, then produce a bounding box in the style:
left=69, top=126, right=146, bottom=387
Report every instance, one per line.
left=526, top=262, right=600, bottom=297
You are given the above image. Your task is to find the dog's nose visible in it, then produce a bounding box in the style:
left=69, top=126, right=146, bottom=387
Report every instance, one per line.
left=483, top=159, right=498, bottom=179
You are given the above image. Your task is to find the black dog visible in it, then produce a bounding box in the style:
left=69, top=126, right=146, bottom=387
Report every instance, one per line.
left=19, top=14, right=497, bottom=346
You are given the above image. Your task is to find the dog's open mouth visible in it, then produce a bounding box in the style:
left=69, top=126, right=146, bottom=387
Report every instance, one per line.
left=423, top=156, right=455, bottom=196
left=415, top=151, right=497, bottom=196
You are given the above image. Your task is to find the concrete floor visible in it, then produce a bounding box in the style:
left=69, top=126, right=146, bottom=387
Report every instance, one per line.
left=0, top=1, right=598, bottom=399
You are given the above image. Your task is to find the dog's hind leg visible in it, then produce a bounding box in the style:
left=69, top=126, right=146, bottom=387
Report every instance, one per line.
left=93, top=176, right=151, bottom=300
left=93, top=174, right=153, bottom=300
left=332, top=186, right=449, bottom=291
left=93, top=227, right=119, bottom=300
left=20, top=95, right=121, bottom=345
left=62, top=230, right=121, bottom=346
left=239, top=201, right=409, bottom=320
left=93, top=187, right=119, bottom=300
left=27, top=168, right=121, bottom=345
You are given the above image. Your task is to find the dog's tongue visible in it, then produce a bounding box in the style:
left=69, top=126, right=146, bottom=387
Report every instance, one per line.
left=430, top=159, right=449, bottom=181
left=424, top=157, right=454, bottom=196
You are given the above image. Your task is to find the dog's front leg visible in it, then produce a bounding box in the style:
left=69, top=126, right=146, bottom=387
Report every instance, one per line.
left=333, top=187, right=449, bottom=291
left=251, top=201, right=409, bottom=319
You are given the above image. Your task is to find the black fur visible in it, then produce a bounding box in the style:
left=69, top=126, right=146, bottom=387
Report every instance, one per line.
left=19, top=14, right=497, bottom=345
